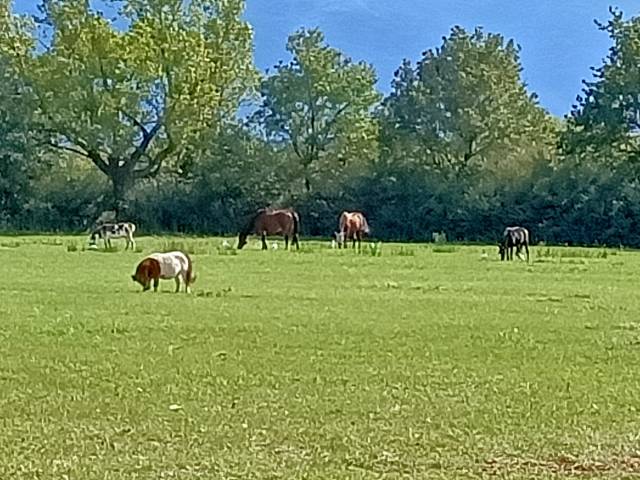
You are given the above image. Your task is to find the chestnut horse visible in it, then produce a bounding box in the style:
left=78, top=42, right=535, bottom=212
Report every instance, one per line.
left=334, top=211, right=370, bottom=249
left=499, top=226, right=530, bottom=262
left=238, top=208, right=300, bottom=250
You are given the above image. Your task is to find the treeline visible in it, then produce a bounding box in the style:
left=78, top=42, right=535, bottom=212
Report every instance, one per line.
left=1, top=2, right=640, bottom=245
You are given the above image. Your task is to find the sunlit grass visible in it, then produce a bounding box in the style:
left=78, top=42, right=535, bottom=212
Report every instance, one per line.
left=1, top=235, right=640, bottom=478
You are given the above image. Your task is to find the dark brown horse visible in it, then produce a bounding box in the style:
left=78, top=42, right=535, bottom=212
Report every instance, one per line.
left=499, top=226, right=530, bottom=262
left=238, top=208, right=300, bottom=250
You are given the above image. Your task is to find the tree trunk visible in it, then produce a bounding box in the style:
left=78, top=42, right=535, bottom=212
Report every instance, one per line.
left=111, top=170, right=134, bottom=220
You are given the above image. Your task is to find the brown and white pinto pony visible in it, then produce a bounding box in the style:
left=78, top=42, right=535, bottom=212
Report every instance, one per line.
left=238, top=208, right=300, bottom=250
left=131, top=251, right=196, bottom=293
left=499, top=226, right=530, bottom=262
left=90, top=222, right=136, bottom=250
left=334, top=211, right=370, bottom=249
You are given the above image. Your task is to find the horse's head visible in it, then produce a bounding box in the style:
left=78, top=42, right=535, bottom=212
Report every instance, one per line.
left=131, top=273, right=150, bottom=291
left=333, top=231, right=345, bottom=247
left=237, top=233, right=248, bottom=250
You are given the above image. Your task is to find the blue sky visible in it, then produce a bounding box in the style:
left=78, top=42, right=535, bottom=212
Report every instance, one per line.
left=12, top=0, right=640, bottom=116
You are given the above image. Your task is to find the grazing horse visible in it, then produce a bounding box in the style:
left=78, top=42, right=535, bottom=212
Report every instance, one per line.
left=89, top=222, right=136, bottom=250
left=499, top=226, right=530, bottom=262
left=334, top=211, right=370, bottom=249
left=238, top=208, right=300, bottom=250
left=131, top=251, right=195, bottom=293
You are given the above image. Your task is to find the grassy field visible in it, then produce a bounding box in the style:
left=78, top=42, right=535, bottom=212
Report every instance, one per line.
left=1, top=235, right=640, bottom=479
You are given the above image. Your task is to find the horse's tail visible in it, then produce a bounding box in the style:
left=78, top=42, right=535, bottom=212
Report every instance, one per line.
left=292, top=210, right=300, bottom=237
left=361, top=214, right=370, bottom=235
left=184, top=252, right=196, bottom=285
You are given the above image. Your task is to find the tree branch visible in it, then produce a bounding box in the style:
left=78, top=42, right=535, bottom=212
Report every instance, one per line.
left=318, top=102, right=351, bottom=148
left=133, top=138, right=175, bottom=179
left=47, top=140, right=111, bottom=176
left=47, top=141, right=91, bottom=159
left=120, top=109, right=149, bottom=137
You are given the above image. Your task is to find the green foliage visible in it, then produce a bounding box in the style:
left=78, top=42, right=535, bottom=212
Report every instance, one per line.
left=4, top=5, right=640, bottom=248
left=254, top=28, right=381, bottom=193
left=10, top=0, right=258, bottom=212
left=381, top=26, right=556, bottom=178
left=0, top=1, right=40, bottom=222
left=564, top=8, right=640, bottom=169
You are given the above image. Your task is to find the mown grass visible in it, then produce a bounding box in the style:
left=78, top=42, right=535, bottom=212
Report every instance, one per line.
left=1, top=235, right=640, bottom=478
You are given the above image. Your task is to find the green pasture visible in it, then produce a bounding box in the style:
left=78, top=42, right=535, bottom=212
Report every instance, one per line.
left=1, top=235, right=640, bottom=479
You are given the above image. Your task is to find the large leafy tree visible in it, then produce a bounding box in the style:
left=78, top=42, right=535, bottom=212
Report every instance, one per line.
left=254, top=28, right=381, bottom=193
left=381, top=26, right=555, bottom=178
left=0, top=0, right=40, bottom=218
left=7, top=0, right=257, bottom=214
left=564, top=8, right=640, bottom=169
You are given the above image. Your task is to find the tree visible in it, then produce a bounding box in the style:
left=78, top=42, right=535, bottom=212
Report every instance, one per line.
left=254, top=28, right=381, bottom=193
left=564, top=8, right=640, bottom=170
left=0, top=0, right=40, bottom=220
left=381, top=26, right=555, bottom=178
left=7, top=0, right=257, bottom=214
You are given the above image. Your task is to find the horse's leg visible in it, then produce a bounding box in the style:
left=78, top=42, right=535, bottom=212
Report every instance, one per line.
left=357, top=232, right=362, bottom=251
left=524, top=243, right=530, bottom=263
left=284, top=235, right=289, bottom=251
left=175, top=276, right=181, bottom=293
left=261, top=232, right=267, bottom=250
left=295, top=233, right=300, bottom=250
left=153, top=278, right=159, bottom=292
left=184, top=274, right=191, bottom=294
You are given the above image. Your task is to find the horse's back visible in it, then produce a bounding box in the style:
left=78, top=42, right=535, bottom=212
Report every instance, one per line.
left=148, top=251, right=190, bottom=279
left=340, top=211, right=369, bottom=234
left=257, top=208, right=297, bottom=234
left=503, top=226, right=529, bottom=245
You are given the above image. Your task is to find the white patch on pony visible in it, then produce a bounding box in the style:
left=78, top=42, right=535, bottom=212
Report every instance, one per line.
left=221, top=239, right=231, bottom=249
left=147, top=251, right=193, bottom=293
left=331, top=239, right=337, bottom=249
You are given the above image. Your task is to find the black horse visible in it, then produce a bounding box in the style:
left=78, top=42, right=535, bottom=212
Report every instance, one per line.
left=499, top=226, right=530, bottom=262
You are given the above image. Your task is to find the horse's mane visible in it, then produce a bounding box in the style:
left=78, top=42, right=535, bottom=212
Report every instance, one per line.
left=241, top=208, right=268, bottom=235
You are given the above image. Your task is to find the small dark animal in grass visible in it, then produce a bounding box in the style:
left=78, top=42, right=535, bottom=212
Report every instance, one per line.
left=499, top=226, right=530, bottom=262
left=333, top=211, right=370, bottom=249
left=131, top=251, right=196, bottom=293
left=238, top=208, right=300, bottom=250
left=89, top=222, right=136, bottom=250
